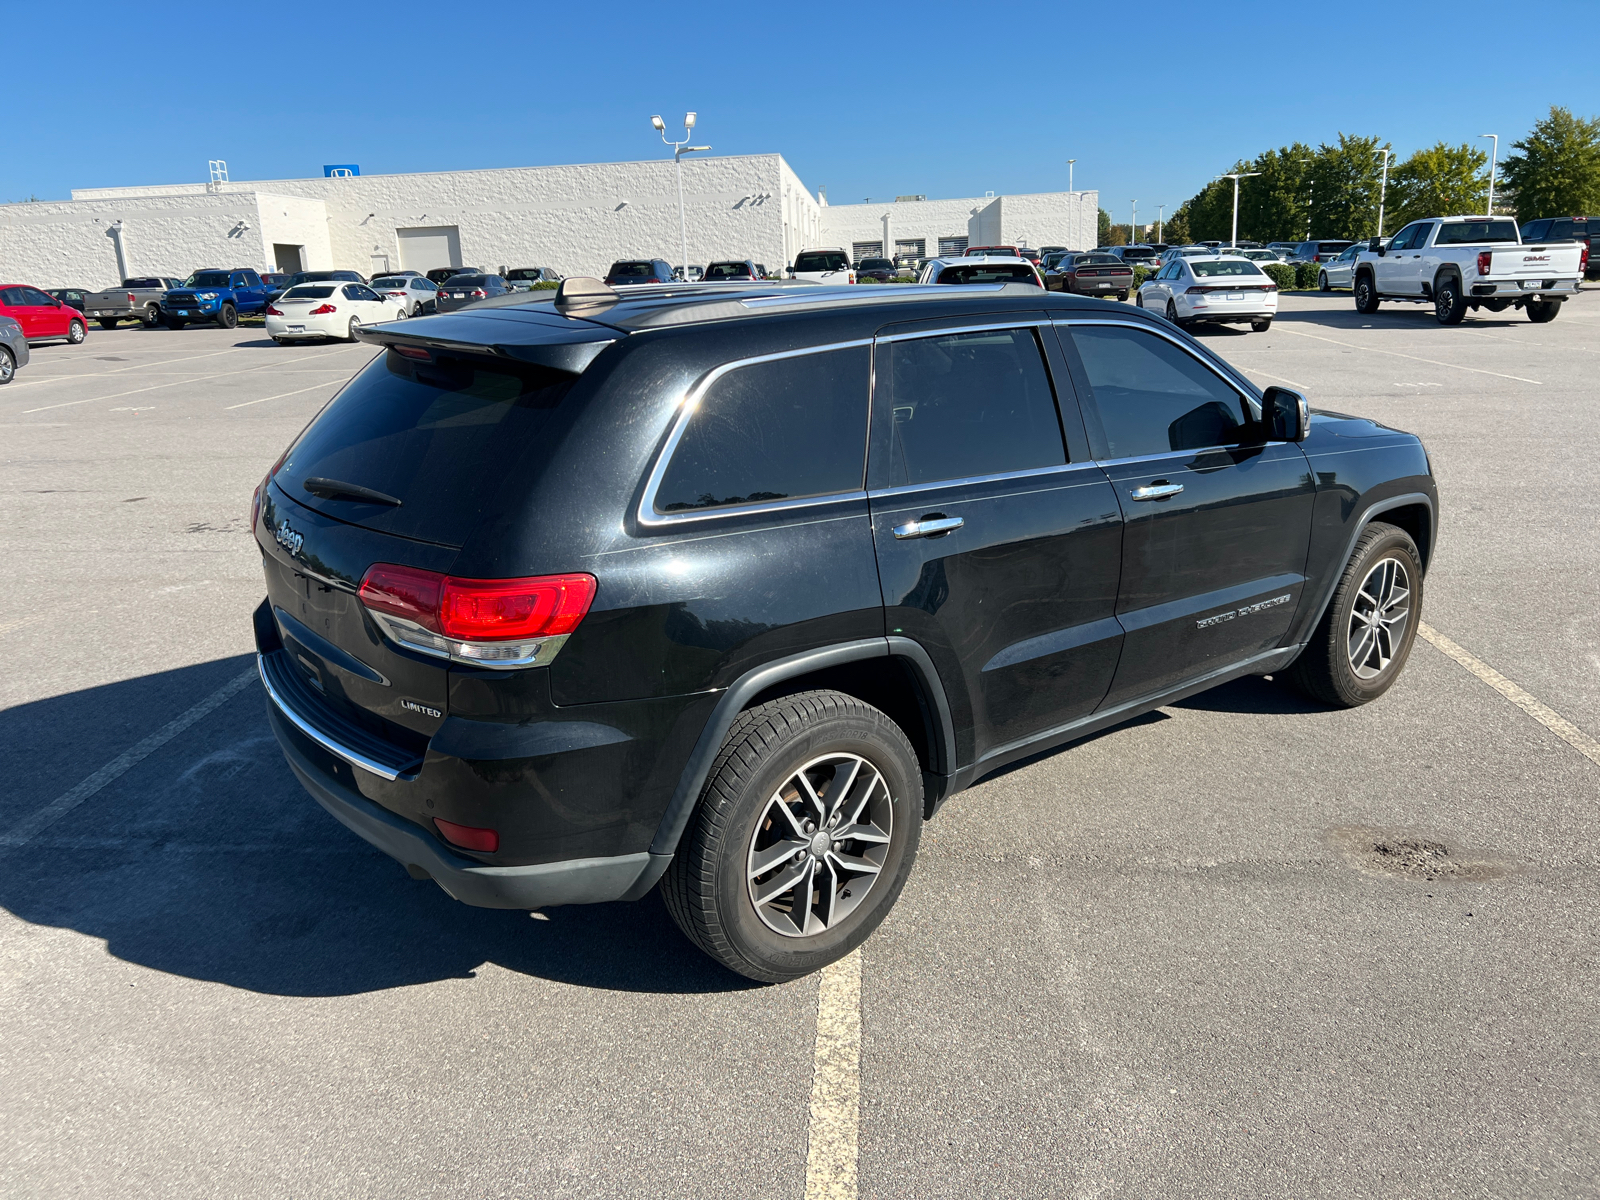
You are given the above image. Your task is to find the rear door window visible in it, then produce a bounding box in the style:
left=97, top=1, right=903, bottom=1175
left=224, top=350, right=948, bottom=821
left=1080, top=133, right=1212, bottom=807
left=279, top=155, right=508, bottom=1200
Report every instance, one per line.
left=794, top=251, right=849, bottom=272
left=1068, top=324, right=1250, bottom=458
left=878, top=327, right=1065, bottom=486
left=277, top=351, right=583, bottom=546
left=653, top=346, right=869, bottom=513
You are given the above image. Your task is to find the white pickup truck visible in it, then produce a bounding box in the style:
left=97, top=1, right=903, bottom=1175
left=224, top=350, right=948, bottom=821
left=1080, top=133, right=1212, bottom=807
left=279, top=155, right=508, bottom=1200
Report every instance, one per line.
left=1352, top=215, right=1586, bottom=324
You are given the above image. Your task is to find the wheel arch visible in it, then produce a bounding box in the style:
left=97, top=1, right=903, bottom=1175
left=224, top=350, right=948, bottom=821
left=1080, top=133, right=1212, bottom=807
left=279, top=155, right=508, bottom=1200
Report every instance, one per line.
left=646, top=638, right=957, bottom=863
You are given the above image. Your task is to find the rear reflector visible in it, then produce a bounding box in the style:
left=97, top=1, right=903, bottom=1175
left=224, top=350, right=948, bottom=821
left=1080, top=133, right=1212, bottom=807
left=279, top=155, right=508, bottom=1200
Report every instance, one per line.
left=434, top=818, right=498, bottom=852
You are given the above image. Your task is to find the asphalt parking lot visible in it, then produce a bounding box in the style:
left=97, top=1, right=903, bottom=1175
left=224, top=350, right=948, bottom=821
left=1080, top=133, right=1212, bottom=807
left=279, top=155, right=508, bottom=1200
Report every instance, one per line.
left=2, top=294, right=1597, bottom=1199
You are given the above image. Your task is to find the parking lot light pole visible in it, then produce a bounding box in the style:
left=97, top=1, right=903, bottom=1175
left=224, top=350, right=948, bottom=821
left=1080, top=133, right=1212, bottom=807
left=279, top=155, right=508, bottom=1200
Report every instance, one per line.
left=1219, top=172, right=1262, bottom=248
left=1156, top=204, right=1166, bottom=245
left=1480, top=134, right=1499, bottom=215
left=653, top=112, right=711, bottom=282
left=1375, top=148, right=1393, bottom=237
left=1129, top=201, right=1136, bottom=246
left=1067, top=159, right=1075, bottom=195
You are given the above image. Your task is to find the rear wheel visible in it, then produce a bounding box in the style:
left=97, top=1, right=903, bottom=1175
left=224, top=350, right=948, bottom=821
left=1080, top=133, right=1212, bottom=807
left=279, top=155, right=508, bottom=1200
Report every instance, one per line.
left=98, top=319, right=119, bottom=330
left=67, top=320, right=86, bottom=344
left=0, top=346, right=14, bottom=384
left=661, top=690, right=922, bottom=983
left=1527, top=298, right=1562, bottom=323
left=1318, top=271, right=1330, bottom=292
left=1287, top=521, right=1422, bottom=708
left=1165, top=299, right=1187, bottom=329
left=271, top=336, right=287, bottom=346
left=215, top=303, right=238, bottom=330
left=1354, top=274, right=1380, bottom=314
left=1117, top=290, right=1128, bottom=301
left=344, top=316, right=361, bottom=342
left=1251, top=318, right=1272, bottom=332
left=1433, top=275, right=1467, bottom=324
left=141, top=306, right=160, bottom=328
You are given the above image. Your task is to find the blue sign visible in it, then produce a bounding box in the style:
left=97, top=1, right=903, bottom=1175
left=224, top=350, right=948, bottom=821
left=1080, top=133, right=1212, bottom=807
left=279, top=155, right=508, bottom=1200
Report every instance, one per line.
left=323, top=164, right=361, bottom=177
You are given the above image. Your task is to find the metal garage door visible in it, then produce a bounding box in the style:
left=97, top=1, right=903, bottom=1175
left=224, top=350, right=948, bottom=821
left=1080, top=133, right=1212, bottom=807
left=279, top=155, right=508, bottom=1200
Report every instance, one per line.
left=396, top=226, right=462, bottom=272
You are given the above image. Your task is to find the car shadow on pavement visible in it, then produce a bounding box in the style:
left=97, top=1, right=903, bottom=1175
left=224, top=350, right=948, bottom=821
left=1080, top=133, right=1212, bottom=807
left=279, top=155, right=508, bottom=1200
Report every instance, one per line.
left=0, top=657, right=758, bottom=998
left=1268, top=304, right=1531, bottom=331
left=1168, top=674, right=1330, bottom=715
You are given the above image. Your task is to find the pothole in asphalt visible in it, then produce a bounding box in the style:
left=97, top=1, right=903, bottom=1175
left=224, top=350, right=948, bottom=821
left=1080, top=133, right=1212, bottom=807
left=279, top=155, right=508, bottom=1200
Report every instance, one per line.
left=1328, top=826, right=1515, bottom=882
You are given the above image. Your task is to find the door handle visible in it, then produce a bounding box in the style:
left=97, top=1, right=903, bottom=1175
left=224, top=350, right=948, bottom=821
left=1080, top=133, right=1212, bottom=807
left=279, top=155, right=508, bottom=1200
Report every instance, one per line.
left=893, top=515, right=964, bottom=539
left=1130, top=482, right=1184, bottom=501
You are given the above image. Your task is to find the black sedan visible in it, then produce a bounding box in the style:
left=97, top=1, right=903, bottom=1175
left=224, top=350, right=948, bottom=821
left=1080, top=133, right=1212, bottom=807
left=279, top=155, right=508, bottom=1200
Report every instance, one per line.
left=434, top=273, right=512, bottom=312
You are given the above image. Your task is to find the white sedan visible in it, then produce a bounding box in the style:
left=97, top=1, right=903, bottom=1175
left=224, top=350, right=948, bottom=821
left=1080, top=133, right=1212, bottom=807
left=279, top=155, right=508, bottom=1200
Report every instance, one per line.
left=1136, top=255, right=1279, bottom=332
left=371, top=274, right=439, bottom=315
left=266, top=282, right=407, bottom=344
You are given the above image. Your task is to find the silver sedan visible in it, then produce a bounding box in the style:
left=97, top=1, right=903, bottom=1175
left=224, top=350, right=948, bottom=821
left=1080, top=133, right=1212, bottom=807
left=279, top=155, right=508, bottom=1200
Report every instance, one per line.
left=0, top=315, right=28, bottom=384
left=1318, top=243, right=1365, bottom=292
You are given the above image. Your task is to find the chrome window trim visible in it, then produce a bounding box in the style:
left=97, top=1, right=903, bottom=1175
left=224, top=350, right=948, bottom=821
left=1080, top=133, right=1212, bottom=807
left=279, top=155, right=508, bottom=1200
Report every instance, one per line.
left=874, top=318, right=1050, bottom=344
left=867, top=460, right=1103, bottom=501
left=636, top=338, right=874, bottom=528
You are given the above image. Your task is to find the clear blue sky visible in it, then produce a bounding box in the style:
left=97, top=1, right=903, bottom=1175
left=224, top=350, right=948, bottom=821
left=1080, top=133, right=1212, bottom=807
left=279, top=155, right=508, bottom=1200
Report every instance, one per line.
left=9, top=1, right=1598, bottom=213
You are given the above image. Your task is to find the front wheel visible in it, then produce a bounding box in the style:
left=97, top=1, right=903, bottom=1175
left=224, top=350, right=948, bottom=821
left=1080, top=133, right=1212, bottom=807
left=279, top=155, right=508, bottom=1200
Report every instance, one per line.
left=1286, top=521, right=1422, bottom=708
left=1354, top=275, right=1380, bottom=314
left=1433, top=276, right=1466, bottom=325
left=67, top=320, right=86, bottom=344
left=1318, top=271, right=1330, bottom=292
left=215, top=303, right=238, bottom=330
left=1527, top=298, right=1562, bottom=323
left=1134, top=291, right=1145, bottom=308
left=661, top=690, right=923, bottom=983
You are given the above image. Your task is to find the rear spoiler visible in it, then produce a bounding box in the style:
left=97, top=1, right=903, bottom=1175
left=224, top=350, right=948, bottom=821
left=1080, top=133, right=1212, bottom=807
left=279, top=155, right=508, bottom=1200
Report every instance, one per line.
left=356, top=311, right=617, bottom=374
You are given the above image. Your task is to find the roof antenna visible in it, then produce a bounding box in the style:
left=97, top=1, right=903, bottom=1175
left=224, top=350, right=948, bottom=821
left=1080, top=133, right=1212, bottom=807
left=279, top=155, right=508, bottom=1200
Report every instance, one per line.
left=554, top=277, right=620, bottom=310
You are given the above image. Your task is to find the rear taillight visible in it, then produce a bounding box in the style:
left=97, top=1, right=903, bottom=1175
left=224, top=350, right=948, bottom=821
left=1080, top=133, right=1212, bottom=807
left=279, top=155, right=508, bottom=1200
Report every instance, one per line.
left=1582, top=243, right=1590, bottom=273
left=310, top=303, right=337, bottom=314
left=1186, top=286, right=1217, bottom=294
left=434, top=818, right=498, bottom=853
left=471, top=288, right=487, bottom=298
left=265, top=305, right=283, bottom=316
left=126, top=292, right=136, bottom=306
left=358, top=564, right=597, bottom=667
left=1477, top=250, right=1492, bottom=276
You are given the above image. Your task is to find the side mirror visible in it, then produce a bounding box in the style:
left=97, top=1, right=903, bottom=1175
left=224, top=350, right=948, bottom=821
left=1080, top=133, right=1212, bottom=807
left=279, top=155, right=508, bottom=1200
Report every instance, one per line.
left=1371, top=238, right=1386, bottom=256
left=1261, top=386, right=1310, bottom=443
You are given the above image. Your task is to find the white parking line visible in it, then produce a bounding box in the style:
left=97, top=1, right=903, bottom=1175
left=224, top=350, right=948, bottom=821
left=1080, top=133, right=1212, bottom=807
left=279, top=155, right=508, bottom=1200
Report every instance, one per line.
left=20, top=348, right=366, bottom=413
left=1277, top=326, right=1543, bottom=385
left=805, top=948, right=863, bottom=1200
left=227, top=381, right=344, bottom=409
left=1419, top=623, right=1600, bottom=769
left=0, top=669, right=257, bottom=849
left=7, top=347, right=250, bottom=388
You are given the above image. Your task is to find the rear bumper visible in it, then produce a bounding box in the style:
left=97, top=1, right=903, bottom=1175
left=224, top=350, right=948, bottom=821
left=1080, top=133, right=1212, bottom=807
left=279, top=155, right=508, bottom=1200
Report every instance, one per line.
left=265, top=683, right=664, bottom=909
left=1471, top=278, right=1581, bottom=296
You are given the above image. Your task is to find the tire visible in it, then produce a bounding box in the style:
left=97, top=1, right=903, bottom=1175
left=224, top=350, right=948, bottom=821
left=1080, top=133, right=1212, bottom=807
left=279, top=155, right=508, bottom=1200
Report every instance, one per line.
left=1286, top=521, right=1422, bottom=708
left=1135, top=291, right=1145, bottom=308
left=163, top=315, right=183, bottom=329
left=215, top=303, right=238, bottom=330
left=1527, top=298, right=1562, bottom=323
left=1165, top=299, right=1187, bottom=329
left=1433, top=275, right=1467, bottom=325
left=0, top=346, right=13, bottom=384
left=1318, top=271, right=1330, bottom=292
left=141, top=306, right=160, bottom=328
left=1251, top=318, right=1272, bottom=332
left=1117, top=290, right=1128, bottom=301
left=393, top=305, right=408, bottom=320
left=344, top=316, right=361, bottom=342
left=272, top=337, right=287, bottom=346
left=661, top=690, right=923, bottom=983
left=67, top=320, right=86, bottom=344
left=98, top=319, right=119, bottom=330
left=1354, top=273, right=1380, bottom=314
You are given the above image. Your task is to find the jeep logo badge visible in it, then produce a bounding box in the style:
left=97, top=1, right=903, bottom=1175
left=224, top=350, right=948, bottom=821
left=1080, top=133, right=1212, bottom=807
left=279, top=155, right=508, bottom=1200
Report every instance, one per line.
left=274, top=519, right=304, bottom=556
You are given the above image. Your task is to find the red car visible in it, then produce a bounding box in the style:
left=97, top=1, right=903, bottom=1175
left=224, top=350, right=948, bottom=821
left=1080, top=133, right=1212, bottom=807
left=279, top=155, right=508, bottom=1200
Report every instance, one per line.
left=0, top=284, right=87, bottom=344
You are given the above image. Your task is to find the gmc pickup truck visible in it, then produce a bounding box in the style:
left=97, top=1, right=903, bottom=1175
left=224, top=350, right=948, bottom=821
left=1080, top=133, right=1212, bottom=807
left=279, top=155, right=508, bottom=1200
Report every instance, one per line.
left=1353, top=215, right=1586, bottom=324
left=159, top=268, right=272, bottom=329
left=82, top=277, right=184, bottom=329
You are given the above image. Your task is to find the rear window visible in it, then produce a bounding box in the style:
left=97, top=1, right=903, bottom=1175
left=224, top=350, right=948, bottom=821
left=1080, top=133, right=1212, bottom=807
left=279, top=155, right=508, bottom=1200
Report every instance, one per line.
left=794, top=251, right=849, bottom=272
left=858, top=258, right=894, bottom=270
left=278, top=351, right=580, bottom=546
left=125, top=278, right=164, bottom=289
left=935, top=264, right=1038, bottom=284
left=371, top=278, right=409, bottom=289
left=608, top=262, right=655, bottom=277
left=1435, top=220, right=1520, bottom=245
left=704, top=262, right=753, bottom=279
left=1077, top=255, right=1123, bottom=265
left=1191, top=260, right=1265, bottom=277
left=1315, top=241, right=1353, bottom=253
left=445, top=275, right=488, bottom=286
left=653, top=347, right=869, bottom=513
left=283, top=286, right=337, bottom=299
left=506, top=269, right=545, bottom=280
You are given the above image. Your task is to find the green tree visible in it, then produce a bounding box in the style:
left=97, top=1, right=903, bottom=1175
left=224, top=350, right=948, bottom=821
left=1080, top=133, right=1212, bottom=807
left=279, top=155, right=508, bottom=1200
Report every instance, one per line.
left=1386, top=142, right=1488, bottom=230
left=1310, top=133, right=1388, bottom=240
left=1500, top=105, right=1600, bottom=219
left=1161, top=203, right=1191, bottom=246
left=1238, top=143, right=1315, bottom=243
left=1097, top=208, right=1113, bottom=245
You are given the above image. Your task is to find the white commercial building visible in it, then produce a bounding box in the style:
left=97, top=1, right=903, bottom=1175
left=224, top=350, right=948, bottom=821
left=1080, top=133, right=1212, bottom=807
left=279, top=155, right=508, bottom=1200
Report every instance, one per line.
left=0, top=154, right=1097, bottom=288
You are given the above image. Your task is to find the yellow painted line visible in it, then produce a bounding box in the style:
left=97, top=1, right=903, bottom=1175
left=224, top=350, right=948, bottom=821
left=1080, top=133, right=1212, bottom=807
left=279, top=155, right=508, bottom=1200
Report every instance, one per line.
left=1419, top=623, right=1600, bottom=769
left=805, top=948, right=863, bottom=1200
left=1276, top=326, right=1543, bottom=385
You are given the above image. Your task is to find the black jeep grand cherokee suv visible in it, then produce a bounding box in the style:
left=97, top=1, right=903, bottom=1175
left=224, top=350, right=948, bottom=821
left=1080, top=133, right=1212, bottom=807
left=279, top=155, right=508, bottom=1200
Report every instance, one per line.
left=253, top=277, right=1437, bottom=982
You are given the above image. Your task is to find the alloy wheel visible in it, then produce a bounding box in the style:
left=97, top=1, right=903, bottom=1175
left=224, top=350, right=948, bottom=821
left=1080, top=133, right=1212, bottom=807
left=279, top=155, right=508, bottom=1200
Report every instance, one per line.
left=69, top=322, right=85, bottom=344
left=746, top=752, right=893, bottom=938
left=0, top=350, right=12, bottom=383
left=1347, top=557, right=1411, bottom=680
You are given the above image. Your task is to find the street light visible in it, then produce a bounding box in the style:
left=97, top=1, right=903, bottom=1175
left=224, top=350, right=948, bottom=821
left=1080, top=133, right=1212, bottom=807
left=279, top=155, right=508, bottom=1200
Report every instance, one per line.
left=1129, top=200, right=1137, bottom=246
left=1155, top=203, right=1166, bottom=245
left=652, top=111, right=711, bottom=282
left=1375, top=147, right=1393, bottom=237
left=1480, top=134, right=1499, bottom=215
left=1218, top=172, right=1262, bottom=247
left=1066, top=159, right=1076, bottom=194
